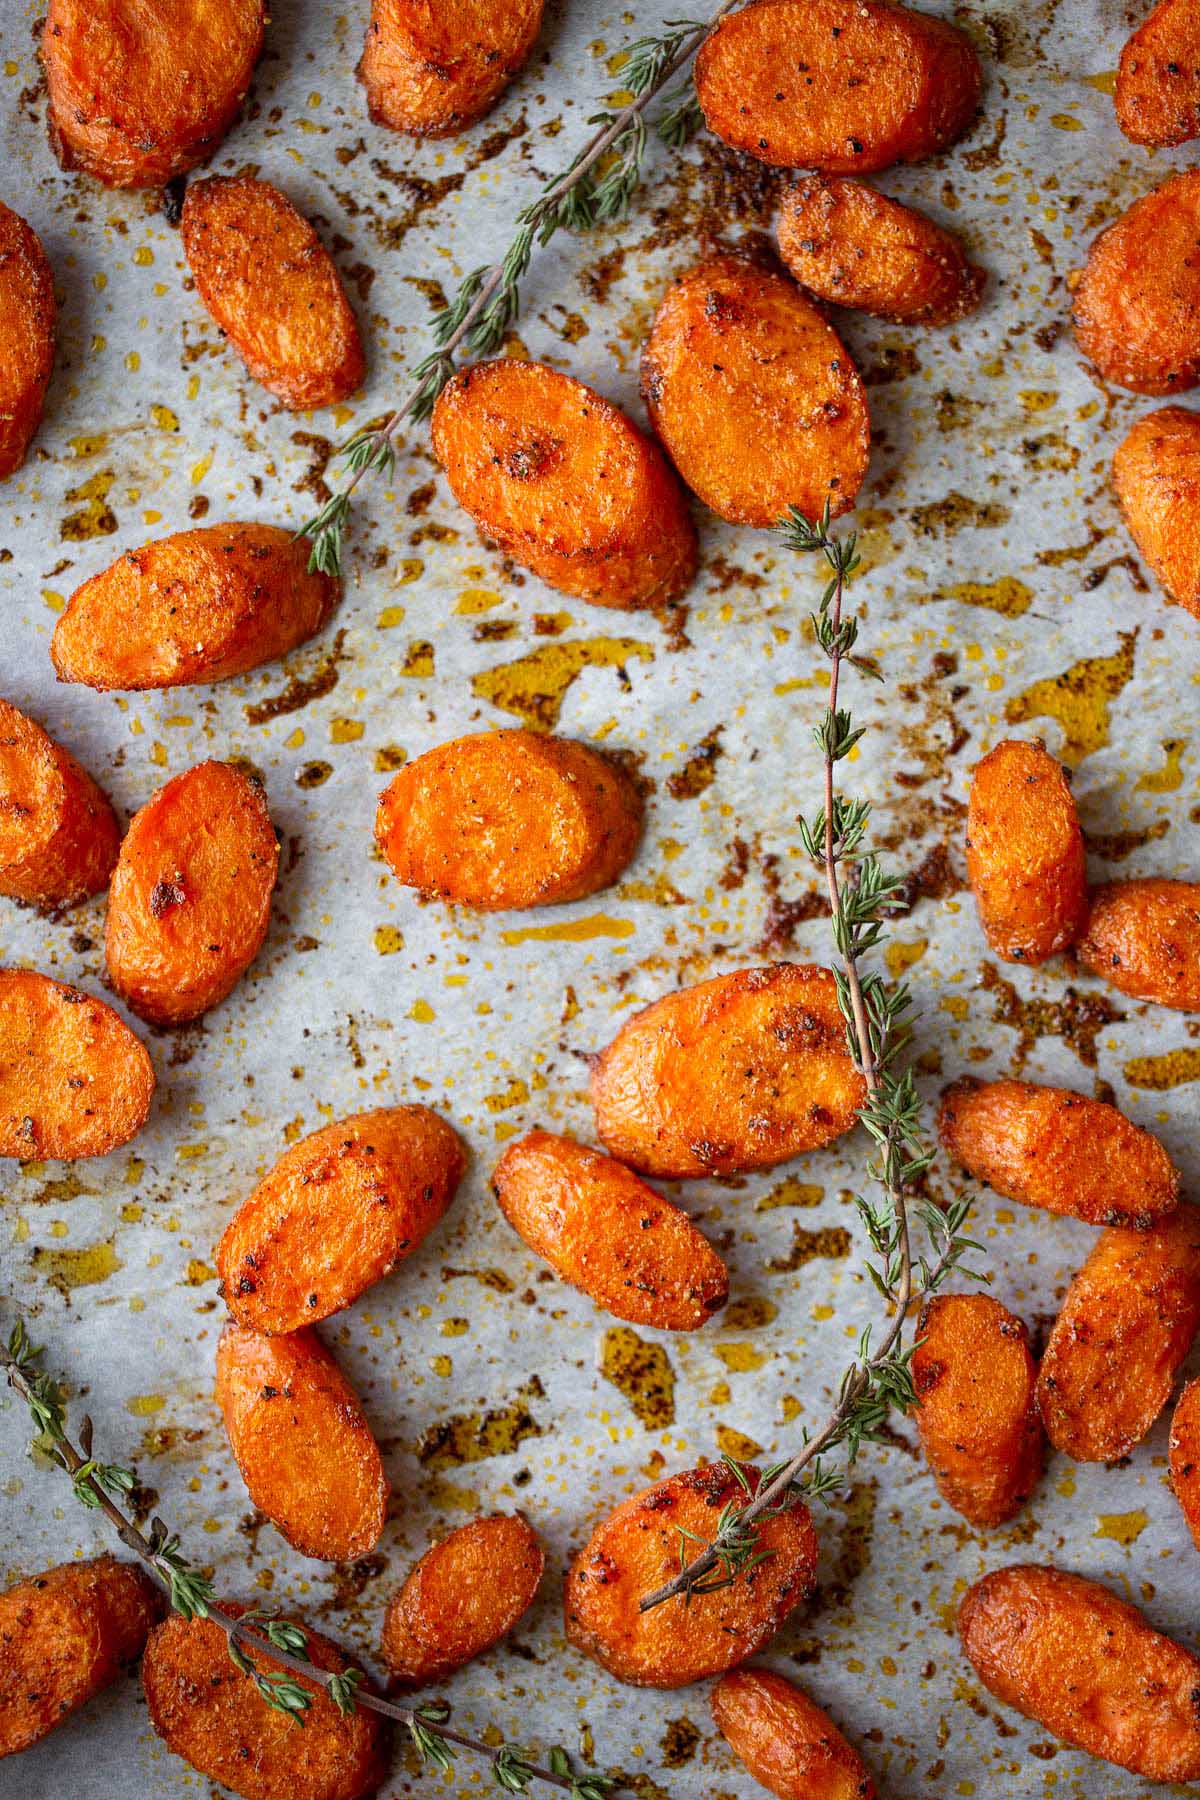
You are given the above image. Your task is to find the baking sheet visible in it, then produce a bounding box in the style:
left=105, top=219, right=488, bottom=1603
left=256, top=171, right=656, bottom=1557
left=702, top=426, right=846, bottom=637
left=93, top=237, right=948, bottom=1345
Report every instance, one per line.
left=1, top=1, right=1198, bottom=1795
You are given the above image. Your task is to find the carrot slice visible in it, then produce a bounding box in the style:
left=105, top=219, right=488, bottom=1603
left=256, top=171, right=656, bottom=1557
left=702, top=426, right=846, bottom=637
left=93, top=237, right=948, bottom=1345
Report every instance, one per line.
left=960, top=1564, right=1200, bottom=1782
left=0, top=1557, right=161, bottom=1759
left=564, top=1462, right=818, bottom=1687
left=182, top=177, right=365, bottom=409
left=359, top=0, right=543, bottom=137
left=493, top=1130, right=728, bottom=1329
left=938, top=1077, right=1179, bottom=1229
left=0, top=968, right=154, bottom=1159
left=431, top=359, right=697, bottom=609
left=41, top=0, right=265, bottom=189
left=215, top=1325, right=389, bottom=1562
left=1078, top=877, right=1200, bottom=1010
left=1074, top=169, right=1200, bottom=394
left=1036, top=1204, right=1200, bottom=1462
left=1116, top=0, right=1200, bottom=147
left=375, top=729, right=643, bottom=909
left=217, top=1106, right=465, bottom=1333
left=0, top=698, right=119, bottom=910
left=52, top=524, right=338, bottom=692
left=694, top=0, right=981, bottom=173
left=1169, top=1377, right=1200, bottom=1552
left=712, top=1666, right=878, bottom=1800
left=641, top=250, right=870, bottom=527
left=105, top=760, right=278, bottom=1027
left=381, top=1513, right=544, bottom=1685
left=913, top=1293, right=1043, bottom=1526
left=143, top=1607, right=388, bottom=1800
left=0, top=202, right=55, bottom=479
left=778, top=175, right=985, bottom=325
left=965, top=738, right=1086, bottom=964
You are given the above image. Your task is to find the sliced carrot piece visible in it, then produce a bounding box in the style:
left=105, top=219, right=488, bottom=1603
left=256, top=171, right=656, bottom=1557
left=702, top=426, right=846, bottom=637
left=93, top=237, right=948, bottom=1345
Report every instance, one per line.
left=0, top=201, right=55, bottom=479
left=0, top=698, right=119, bottom=910
left=0, top=968, right=154, bottom=1159
left=381, top=1512, right=544, bottom=1685
left=965, top=738, right=1086, bottom=964
left=359, top=0, right=543, bottom=137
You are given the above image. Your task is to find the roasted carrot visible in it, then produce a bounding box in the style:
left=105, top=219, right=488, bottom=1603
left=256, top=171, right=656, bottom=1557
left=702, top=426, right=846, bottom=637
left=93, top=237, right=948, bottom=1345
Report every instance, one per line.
left=1113, top=405, right=1200, bottom=620
left=215, top=1324, right=389, bottom=1562
left=182, top=177, right=365, bottom=409
left=217, top=1106, right=466, bottom=1333
left=694, top=0, right=981, bottom=173
left=1074, top=169, right=1200, bottom=394
left=0, top=1557, right=160, bottom=1760
left=590, top=964, right=865, bottom=1179
left=965, top=738, right=1087, bottom=963
left=1116, top=0, right=1200, bottom=147
left=564, top=1462, right=819, bottom=1688
left=105, top=760, right=277, bottom=1026
left=375, top=730, right=643, bottom=910
left=1169, top=1377, right=1200, bottom=1551
left=381, top=1512, right=544, bottom=1686
left=0, top=968, right=154, bottom=1160
left=143, top=1607, right=388, bottom=1800
left=359, top=0, right=543, bottom=137
left=960, top=1564, right=1200, bottom=1782
left=51, top=524, right=338, bottom=692
left=41, top=0, right=266, bottom=189
left=492, top=1130, right=728, bottom=1329
left=431, top=359, right=697, bottom=609
left=641, top=249, right=870, bottom=527
left=1078, top=877, right=1200, bottom=1009
left=712, top=1666, right=877, bottom=1800
left=938, top=1077, right=1179, bottom=1230
left=0, top=202, right=55, bottom=480
left=1036, top=1203, right=1200, bottom=1461
left=0, top=698, right=119, bottom=911
left=778, top=176, right=985, bottom=325
left=912, top=1293, right=1043, bottom=1526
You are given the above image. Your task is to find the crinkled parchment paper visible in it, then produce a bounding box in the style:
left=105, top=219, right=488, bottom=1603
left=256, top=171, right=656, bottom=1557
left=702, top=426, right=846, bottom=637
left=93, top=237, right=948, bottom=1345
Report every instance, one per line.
left=1, top=1, right=1198, bottom=1795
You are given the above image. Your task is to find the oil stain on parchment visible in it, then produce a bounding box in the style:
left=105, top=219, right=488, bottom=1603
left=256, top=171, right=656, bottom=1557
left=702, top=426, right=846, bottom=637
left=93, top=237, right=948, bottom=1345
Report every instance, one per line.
left=1005, top=629, right=1138, bottom=764
left=600, top=1326, right=675, bottom=1429
left=473, top=638, right=654, bottom=730
left=416, top=1375, right=546, bottom=1468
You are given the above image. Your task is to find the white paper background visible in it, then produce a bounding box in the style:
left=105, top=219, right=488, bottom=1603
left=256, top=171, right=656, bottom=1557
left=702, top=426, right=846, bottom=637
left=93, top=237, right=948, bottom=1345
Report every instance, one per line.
left=1, top=1, right=1198, bottom=1796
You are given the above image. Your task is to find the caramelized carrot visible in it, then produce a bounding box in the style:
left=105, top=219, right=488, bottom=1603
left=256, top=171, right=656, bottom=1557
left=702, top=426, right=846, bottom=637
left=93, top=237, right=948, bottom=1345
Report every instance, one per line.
left=1074, top=169, right=1200, bottom=394
left=641, top=249, right=870, bottom=527
left=143, top=1607, right=388, bottom=1800
left=778, top=175, right=985, bottom=325
left=492, top=1130, right=728, bottom=1329
left=41, top=0, right=265, bottom=188
left=375, top=730, right=643, bottom=909
left=0, top=698, right=119, bottom=911
left=1036, top=1203, right=1200, bottom=1461
left=182, top=177, right=365, bottom=409
left=0, top=1558, right=160, bottom=1759
left=938, top=1077, right=1179, bottom=1230
left=105, top=760, right=278, bottom=1026
left=217, top=1106, right=465, bottom=1333
left=965, top=738, right=1087, bottom=963
left=1169, top=1377, right=1200, bottom=1551
left=912, top=1293, right=1043, bottom=1526
left=215, top=1324, right=389, bottom=1562
left=1077, top=877, right=1200, bottom=1009
left=712, top=1666, right=877, bottom=1800
left=590, top=964, right=865, bottom=1179
left=0, top=968, right=154, bottom=1160
left=694, top=0, right=981, bottom=173
left=431, top=359, right=697, bottom=609
left=359, top=0, right=543, bottom=137
left=51, top=524, right=338, bottom=692
left=564, top=1462, right=819, bottom=1687
left=0, top=202, right=55, bottom=479
left=960, top=1564, right=1200, bottom=1782
left=381, top=1513, right=544, bottom=1686
left=1116, top=0, right=1200, bottom=147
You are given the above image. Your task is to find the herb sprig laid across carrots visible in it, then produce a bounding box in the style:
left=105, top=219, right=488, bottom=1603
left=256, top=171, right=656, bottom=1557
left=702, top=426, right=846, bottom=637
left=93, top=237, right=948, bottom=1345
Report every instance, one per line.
left=639, top=506, right=986, bottom=1613
left=299, top=4, right=737, bottom=576
left=0, top=1320, right=614, bottom=1800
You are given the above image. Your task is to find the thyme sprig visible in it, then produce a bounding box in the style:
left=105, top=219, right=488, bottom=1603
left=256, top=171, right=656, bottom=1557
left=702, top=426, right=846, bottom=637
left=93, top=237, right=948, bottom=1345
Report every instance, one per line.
left=1, top=1320, right=614, bottom=1799
left=638, top=505, right=985, bottom=1613
left=300, top=5, right=735, bottom=576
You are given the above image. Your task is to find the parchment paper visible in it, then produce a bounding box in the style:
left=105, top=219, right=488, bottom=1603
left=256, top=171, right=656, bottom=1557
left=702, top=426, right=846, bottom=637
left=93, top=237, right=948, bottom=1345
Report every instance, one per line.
left=1, top=1, right=1197, bottom=1795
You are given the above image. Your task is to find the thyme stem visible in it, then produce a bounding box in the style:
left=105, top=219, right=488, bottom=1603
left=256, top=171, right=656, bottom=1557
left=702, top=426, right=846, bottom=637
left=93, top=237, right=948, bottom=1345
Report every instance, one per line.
left=637, top=507, right=982, bottom=1614
left=300, top=3, right=737, bottom=575
left=1, top=1326, right=609, bottom=1798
